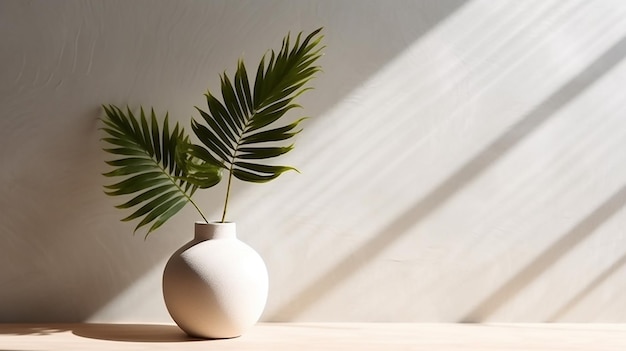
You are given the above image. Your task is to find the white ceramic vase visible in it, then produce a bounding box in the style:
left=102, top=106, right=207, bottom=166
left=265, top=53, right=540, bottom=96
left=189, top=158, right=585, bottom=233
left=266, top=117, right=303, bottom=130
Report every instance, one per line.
left=162, top=221, right=268, bottom=339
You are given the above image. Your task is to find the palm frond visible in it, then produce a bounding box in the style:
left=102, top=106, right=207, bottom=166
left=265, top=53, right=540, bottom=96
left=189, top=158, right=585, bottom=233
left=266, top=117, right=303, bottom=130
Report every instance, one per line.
left=101, top=105, right=221, bottom=236
left=191, top=28, right=323, bottom=184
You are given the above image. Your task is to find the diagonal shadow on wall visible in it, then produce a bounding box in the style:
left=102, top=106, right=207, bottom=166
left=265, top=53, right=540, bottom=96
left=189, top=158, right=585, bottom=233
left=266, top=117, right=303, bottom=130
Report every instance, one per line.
left=548, top=251, right=626, bottom=321
left=272, top=34, right=626, bottom=320
left=462, top=184, right=626, bottom=322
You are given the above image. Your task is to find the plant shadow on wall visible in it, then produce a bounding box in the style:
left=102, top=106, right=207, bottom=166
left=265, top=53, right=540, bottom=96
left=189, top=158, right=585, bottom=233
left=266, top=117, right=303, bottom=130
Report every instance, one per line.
left=271, top=33, right=626, bottom=321
left=462, top=184, right=626, bottom=322
left=548, top=250, right=626, bottom=321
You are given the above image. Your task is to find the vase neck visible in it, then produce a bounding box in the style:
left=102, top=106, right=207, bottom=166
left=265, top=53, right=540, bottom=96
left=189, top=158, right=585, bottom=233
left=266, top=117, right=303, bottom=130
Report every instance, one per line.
left=194, top=221, right=237, bottom=241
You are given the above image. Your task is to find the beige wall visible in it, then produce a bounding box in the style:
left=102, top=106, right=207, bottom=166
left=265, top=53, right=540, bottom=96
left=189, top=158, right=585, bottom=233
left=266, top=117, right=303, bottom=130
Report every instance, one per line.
left=2, top=0, right=626, bottom=323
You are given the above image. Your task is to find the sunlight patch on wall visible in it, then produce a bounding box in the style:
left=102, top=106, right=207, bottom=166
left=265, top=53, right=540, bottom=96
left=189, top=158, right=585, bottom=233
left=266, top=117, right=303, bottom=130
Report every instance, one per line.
left=252, top=0, right=626, bottom=321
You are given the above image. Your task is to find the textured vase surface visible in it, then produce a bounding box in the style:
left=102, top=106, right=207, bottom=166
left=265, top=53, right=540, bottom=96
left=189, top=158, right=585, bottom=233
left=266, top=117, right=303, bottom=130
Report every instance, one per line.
left=162, top=221, right=268, bottom=339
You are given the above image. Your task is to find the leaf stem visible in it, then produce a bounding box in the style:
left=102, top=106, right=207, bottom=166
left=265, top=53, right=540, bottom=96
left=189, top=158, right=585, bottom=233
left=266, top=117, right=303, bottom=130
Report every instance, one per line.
left=221, top=165, right=234, bottom=223
left=221, top=115, right=253, bottom=223
left=189, top=196, right=209, bottom=223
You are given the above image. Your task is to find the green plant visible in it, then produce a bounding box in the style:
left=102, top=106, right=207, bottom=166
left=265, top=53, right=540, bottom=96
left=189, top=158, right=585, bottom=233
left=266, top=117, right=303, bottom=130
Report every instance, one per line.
left=101, top=28, right=324, bottom=236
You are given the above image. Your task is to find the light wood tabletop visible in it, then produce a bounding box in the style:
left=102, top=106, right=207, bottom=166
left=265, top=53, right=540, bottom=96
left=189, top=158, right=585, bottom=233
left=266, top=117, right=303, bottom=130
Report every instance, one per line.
left=1, top=323, right=625, bottom=350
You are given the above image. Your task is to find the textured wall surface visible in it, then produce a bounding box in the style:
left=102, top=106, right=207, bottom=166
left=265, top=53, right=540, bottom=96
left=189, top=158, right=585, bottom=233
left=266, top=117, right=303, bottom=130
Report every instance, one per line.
left=2, top=0, right=626, bottom=323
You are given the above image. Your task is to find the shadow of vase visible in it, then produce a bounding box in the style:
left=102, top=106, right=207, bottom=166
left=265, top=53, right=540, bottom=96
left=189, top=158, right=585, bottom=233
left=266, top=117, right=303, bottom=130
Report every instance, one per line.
left=71, top=323, right=203, bottom=342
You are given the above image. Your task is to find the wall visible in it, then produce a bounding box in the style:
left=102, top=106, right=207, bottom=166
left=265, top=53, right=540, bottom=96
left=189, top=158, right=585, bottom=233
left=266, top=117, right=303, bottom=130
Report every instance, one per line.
left=2, top=0, right=626, bottom=323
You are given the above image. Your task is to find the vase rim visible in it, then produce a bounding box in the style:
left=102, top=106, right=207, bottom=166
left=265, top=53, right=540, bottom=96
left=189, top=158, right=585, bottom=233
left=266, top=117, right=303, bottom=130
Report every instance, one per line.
left=194, top=221, right=236, bottom=240
left=195, top=221, right=236, bottom=225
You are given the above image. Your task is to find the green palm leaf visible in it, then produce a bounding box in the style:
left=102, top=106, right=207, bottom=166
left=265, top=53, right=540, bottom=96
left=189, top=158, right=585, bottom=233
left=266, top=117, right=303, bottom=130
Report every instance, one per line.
left=190, top=28, right=324, bottom=222
left=101, top=105, right=221, bottom=236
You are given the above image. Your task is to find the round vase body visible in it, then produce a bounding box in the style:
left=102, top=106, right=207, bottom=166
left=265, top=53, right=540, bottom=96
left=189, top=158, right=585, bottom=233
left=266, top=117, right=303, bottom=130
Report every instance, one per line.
left=162, top=222, right=268, bottom=339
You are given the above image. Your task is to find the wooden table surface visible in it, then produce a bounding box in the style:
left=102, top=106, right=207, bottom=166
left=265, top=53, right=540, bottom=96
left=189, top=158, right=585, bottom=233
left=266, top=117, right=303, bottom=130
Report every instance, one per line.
left=1, top=323, right=625, bottom=350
